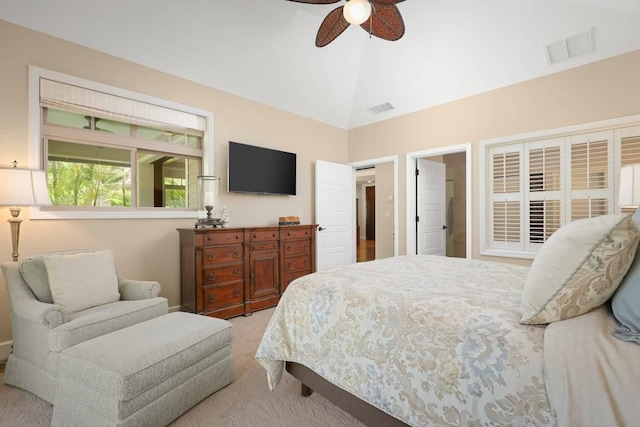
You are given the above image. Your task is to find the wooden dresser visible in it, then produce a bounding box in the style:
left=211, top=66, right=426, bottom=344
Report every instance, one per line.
left=178, top=224, right=315, bottom=319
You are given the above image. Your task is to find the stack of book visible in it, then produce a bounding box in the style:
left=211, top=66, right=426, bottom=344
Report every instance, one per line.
left=278, top=216, right=300, bottom=226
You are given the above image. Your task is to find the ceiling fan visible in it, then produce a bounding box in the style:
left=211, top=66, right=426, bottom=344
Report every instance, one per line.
left=288, top=0, right=406, bottom=47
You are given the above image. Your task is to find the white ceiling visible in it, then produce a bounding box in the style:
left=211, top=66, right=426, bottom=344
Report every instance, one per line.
left=1, top=0, right=639, bottom=130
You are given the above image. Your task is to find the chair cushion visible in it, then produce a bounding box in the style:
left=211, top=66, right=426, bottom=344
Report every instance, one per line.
left=49, top=297, right=168, bottom=352
left=43, top=249, right=120, bottom=314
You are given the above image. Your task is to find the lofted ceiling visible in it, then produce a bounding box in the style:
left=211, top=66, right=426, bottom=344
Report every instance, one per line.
left=1, top=0, right=639, bottom=130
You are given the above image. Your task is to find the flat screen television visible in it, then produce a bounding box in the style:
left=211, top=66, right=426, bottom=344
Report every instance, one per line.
left=227, top=141, right=297, bottom=195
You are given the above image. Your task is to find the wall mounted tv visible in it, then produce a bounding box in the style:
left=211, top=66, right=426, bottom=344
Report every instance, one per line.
left=227, top=141, right=297, bottom=195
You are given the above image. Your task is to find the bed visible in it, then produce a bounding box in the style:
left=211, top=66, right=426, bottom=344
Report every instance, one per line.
left=256, top=214, right=640, bottom=427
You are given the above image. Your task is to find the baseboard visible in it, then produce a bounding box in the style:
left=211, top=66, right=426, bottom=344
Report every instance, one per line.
left=0, top=340, right=12, bottom=361
left=168, top=305, right=181, bottom=313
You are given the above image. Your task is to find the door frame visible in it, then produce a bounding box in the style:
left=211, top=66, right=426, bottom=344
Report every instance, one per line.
left=350, top=155, right=399, bottom=257
left=406, top=143, right=472, bottom=258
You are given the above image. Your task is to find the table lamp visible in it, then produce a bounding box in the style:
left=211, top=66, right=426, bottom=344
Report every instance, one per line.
left=0, top=162, right=52, bottom=261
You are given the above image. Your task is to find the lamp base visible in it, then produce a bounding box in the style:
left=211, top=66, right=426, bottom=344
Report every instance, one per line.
left=8, top=206, right=23, bottom=262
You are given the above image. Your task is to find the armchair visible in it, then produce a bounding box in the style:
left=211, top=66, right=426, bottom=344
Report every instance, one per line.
left=1, top=250, right=168, bottom=404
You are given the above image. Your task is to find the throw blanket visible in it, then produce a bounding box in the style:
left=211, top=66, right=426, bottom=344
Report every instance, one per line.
left=256, top=255, right=555, bottom=426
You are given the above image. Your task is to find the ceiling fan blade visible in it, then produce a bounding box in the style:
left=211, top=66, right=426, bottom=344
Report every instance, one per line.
left=360, top=3, right=405, bottom=41
left=287, top=0, right=341, bottom=4
left=316, top=6, right=350, bottom=47
left=370, top=0, right=406, bottom=4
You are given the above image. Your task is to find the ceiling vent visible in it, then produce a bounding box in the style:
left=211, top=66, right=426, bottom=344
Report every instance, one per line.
left=368, top=102, right=395, bottom=115
left=545, top=28, right=595, bottom=64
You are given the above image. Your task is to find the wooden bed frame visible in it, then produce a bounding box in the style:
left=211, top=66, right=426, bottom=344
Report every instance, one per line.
left=286, top=362, right=409, bottom=427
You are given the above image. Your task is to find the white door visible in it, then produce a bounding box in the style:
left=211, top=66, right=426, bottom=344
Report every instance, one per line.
left=416, top=159, right=446, bottom=255
left=315, top=160, right=355, bottom=270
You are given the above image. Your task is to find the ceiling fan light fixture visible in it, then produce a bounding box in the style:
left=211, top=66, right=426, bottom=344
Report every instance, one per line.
left=343, top=0, right=372, bottom=25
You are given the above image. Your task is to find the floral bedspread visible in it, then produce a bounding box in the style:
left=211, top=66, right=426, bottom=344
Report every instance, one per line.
left=255, top=255, right=556, bottom=426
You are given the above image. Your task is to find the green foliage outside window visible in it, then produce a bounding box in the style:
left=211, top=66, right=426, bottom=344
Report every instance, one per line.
left=48, top=161, right=131, bottom=207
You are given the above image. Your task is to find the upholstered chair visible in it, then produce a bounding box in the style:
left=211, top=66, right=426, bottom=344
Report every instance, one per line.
left=1, top=249, right=168, bottom=404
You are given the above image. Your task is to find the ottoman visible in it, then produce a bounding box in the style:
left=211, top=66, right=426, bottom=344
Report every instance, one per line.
left=51, top=312, right=233, bottom=427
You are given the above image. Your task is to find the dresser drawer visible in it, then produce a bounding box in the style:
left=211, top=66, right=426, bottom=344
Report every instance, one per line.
left=284, top=239, right=311, bottom=256
left=248, top=229, right=279, bottom=242
left=203, top=231, right=244, bottom=245
left=202, top=245, right=242, bottom=266
left=283, top=269, right=311, bottom=291
left=203, top=283, right=243, bottom=311
left=250, top=242, right=279, bottom=252
left=203, top=265, right=243, bottom=285
left=284, top=254, right=311, bottom=272
left=282, top=227, right=313, bottom=240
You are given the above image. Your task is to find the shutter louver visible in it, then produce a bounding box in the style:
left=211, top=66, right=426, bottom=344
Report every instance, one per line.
left=526, top=142, right=563, bottom=249
left=490, top=148, right=523, bottom=249
left=570, top=135, right=611, bottom=220
left=493, top=201, right=520, bottom=243
left=619, top=131, right=640, bottom=214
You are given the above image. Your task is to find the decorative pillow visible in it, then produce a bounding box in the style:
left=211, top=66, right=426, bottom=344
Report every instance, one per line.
left=520, top=214, right=640, bottom=325
left=42, top=249, right=121, bottom=314
left=20, top=256, right=54, bottom=303
left=611, top=209, right=640, bottom=344
left=20, top=249, right=94, bottom=303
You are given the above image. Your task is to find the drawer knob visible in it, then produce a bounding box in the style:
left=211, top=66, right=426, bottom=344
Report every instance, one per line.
left=233, top=249, right=239, bottom=257
left=208, top=273, right=215, bottom=281
left=233, top=268, right=240, bottom=276
left=303, top=244, right=308, bottom=249
left=208, top=253, right=215, bottom=260
left=287, top=261, right=292, bottom=268
left=208, top=294, right=215, bottom=302
left=207, top=236, right=213, bottom=241
left=287, top=245, right=292, bottom=251
left=233, top=289, right=240, bottom=297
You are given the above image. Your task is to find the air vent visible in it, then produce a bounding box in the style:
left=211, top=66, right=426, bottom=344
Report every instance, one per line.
left=545, top=28, right=594, bottom=64
left=368, top=102, right=395, bottom=115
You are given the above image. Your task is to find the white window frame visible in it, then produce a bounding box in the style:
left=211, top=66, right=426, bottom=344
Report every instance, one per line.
left=480, top=114, right=640, bottom=259
left=28, top=66, right=214, bottom=219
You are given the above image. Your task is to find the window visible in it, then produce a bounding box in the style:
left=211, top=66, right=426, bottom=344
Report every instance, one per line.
left=29, top=67, right=213, bottom=219
left=481, top=118, right=640, bottom=259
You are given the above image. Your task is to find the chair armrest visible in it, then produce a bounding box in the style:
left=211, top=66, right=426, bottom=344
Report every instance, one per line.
left=118, top=278, right=161, bottom=300
left=12, top=297, right=69, bottom=329
left=2, top=262, right=68, bottom=329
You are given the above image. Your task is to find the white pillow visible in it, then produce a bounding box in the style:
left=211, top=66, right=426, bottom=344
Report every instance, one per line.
left=520, top=214, right=640, bottom=325
left=43, top=249, right=121, bottom=314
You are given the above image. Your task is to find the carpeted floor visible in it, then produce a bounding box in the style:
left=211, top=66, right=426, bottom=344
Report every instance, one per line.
left=0, top=307, right=365, bottom=426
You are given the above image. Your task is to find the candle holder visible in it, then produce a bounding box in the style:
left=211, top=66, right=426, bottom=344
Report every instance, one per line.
left=196, top=176, right=222, bottom=228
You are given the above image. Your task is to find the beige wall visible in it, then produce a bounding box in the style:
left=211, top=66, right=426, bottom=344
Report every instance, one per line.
left=0, top=20, right=348, bottom=351
left=348, top=49, right=640, bottom=263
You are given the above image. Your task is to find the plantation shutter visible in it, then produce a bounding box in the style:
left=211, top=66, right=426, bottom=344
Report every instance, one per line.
left=617, top=126, right=640, bottom=214
left=568, top=131, right=614, bottom=221
left=490, top=145, right=523, bottom=250
left=525, top=138, right=564, bottom=251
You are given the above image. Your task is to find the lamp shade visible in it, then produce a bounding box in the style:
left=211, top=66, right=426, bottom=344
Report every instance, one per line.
left=618, top=164, right=640, bottom=208
left=0, top=168, right=52, bottom=207
left=343, top=0, right=372, bottom=25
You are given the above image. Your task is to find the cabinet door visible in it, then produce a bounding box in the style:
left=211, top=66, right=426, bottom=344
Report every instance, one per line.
left=249, top=251, right=280, bottom=299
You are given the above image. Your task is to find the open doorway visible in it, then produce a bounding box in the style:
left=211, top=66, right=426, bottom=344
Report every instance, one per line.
left=406, top=144, right=472, bottom=258
left=351, top=156, right=399, bottom=262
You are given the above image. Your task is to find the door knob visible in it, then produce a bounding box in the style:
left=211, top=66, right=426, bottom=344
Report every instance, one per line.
left=442, top=225, right=448, bottom=230
left=318, top=226, right=326, bottom=231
